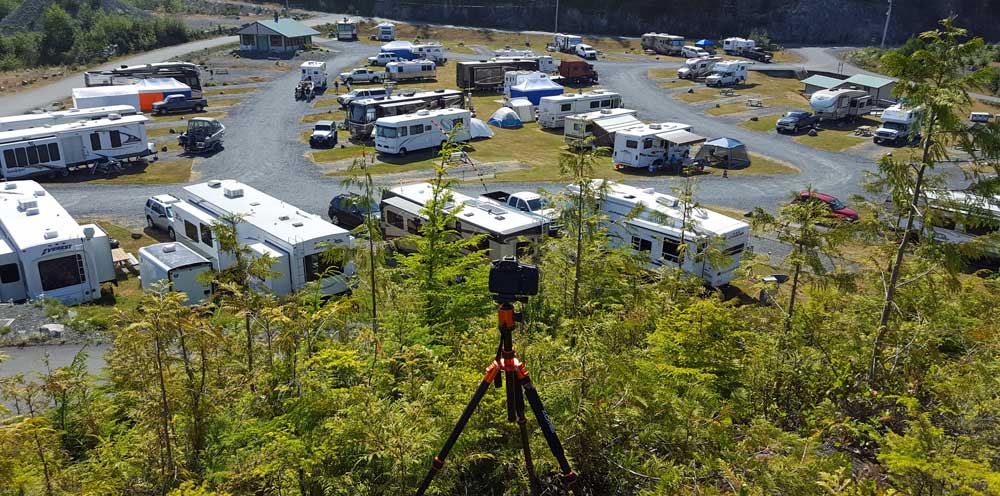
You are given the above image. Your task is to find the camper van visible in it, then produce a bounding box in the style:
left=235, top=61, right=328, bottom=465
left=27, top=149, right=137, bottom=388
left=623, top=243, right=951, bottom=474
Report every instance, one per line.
left=641, top=33, right=685, bottom=56
left=138, top=242, right=213, bottom=305
left=677, top=56, right=723, bottom=80
left=0, top=181, right=116, bottom=305
left=381, top=183, right=551, bottom=259
left=456, top=60, right=540, bottom=91
left=809, top=88, right=873, bottom=121
left=874, top=103, right=923, bottom=145
left=375, top=22, right=395, bottom=41
left=537, top=90, right=623, bottom=128
left=336, top=18, right=358, bottom=41
left=412, top=43, right=447, bottom=63
left=374, top=108, right=471, bottom=155
left=0, top=105, right=138, bottom=132
left=563, top=108, right=640, bottom=147
left=492, top=55, right=559, bottom=73
left=704, top=61, right=751, bottom=87
left=611, top=122, right=706, bottom=172
left=0, top=114, right=155, bottom=180
left=300, top=61, right=328, bottom=89
left=570, top=181, right=750, bottom=286
left=385, top=60, right=437, bottom=82
left=146, top=180, right=355, bottom=296
left=345, top=89, right=465, bottom=139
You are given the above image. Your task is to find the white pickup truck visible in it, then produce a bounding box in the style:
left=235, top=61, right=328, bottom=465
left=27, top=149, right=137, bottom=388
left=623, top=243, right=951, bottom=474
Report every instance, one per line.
left=481, top=190, right=561, bottom=235
left=339, top=68, right=386, bottom=84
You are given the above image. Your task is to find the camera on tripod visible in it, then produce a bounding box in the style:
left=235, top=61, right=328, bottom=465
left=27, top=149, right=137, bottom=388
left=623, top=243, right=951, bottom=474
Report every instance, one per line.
left=489, top=256, right=538, bottom=303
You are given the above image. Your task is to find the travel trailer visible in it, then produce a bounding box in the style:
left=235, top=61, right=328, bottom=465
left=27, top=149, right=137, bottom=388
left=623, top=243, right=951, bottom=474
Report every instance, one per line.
left=569, top=181, right=750, bottom=286
left=412, top=43, right=447, bottom=63
left=0, top=105, right=138, bottom=132
left=345, top=89, right=465, bottom=139
left=375, top=22, right=395, bottom=41
left=677, top=56, right=723, bottom=79
left=374, top=108, right=472, bottom=155
left=494, top=47, right=535, bottom=58
left=456, top=60, right=540, bottom=91
left=537, top=90, right=623, bottom=128
left=147, top=180, right=355, bottom=296
left=563, top=108, right=640, bottom=147
left=912, top=189, right=1000, bottom=260
left=300, top=61, right=329, bottom=89
left=138, top=242, right=213, bottom=305
left=385, top=60, right=437, bottom=82
left=84, top=62, right=203, bottom=98
left=641, top=33, right=685, bottom=56
left=380, top=183, right=551, bottom=259
left=722, top=37, right=755, bottom=54
left=0, top=180, right=115, bottom=305
left=553, top=34, right=583, bottom=53
left=809, top=88, right=873, bottom=121
left=492, top=55, right=559, bottom=73
left=874, top=103, right=923, bottom=145
left=704, top=61, right=751, bottom=87
left=336, top=18, right=358, bottom=41
left=611, top=122, right=706, bottom=172
left=0, top=114, right=155, bottom=180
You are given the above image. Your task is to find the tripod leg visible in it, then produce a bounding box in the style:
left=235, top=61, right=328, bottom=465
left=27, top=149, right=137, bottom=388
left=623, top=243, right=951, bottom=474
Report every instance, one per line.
left=516, top=388, right=543, bottom=496
left=416, top=362, right=500, bottom=496
left=519, top=369, right=580, bottom=495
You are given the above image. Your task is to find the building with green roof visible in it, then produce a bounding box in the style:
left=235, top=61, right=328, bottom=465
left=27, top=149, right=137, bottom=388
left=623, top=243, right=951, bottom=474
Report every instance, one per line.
left=238, top=16, right=320, bottom=54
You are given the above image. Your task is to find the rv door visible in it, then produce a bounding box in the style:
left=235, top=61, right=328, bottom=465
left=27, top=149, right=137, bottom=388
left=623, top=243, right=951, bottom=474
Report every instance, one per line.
left=61, top=135, right=85, bottom=165
left=0, top=244, right=26, bottom=302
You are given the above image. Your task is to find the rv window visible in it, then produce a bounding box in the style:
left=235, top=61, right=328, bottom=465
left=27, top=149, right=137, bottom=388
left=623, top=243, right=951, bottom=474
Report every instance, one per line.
left=590, top=101, right=600, bottom=109
left=561, top=104, right=572, bottom=112
left=0, top=263, right=19, bottom=283
left=601, top=99, right=612, bottom=108
left=2, top=150, right=13, bottom=167
left=631, top=236, right=652, bottom=253
left=662, top=238, right=681, bottom=262
left=625, top=140, right=638, bottom=149
left=48, top=144, right=60, bottom=161
left=409, top=125, right=423, bottom=135
left=399, top=127, right=408, bottom=137
left=452, top=118, right=464, bottom=127
left=407, top=218, right=423, bottom=234
left=425, top=125, right=432, bottom=131
left=90, top=133, right=102, bottom=151
left=423, top=65, right=433, bottom=71
left=386, top=210, right=405, bottom=229
left=585, top=124, right=593, bottom=133
left=200, top=223, right=213, bottom=247
left=26, top=146, right=39, bottom=165
left=724, top=243, right=745, bottom=256
left=643, top=139, right=654, bottom=149
left=184, top=220, right=198, bottom=241
left=38, top=254, right=85, bottom=291
left=37, top=144, right=50, bottom=163
left=14, top=147, right=27, bottom=167
left=304, top=252, right=343, bottom=282
left=376, top=126, right=398, bottom=138
left=110, top=130, right=122, bottom=148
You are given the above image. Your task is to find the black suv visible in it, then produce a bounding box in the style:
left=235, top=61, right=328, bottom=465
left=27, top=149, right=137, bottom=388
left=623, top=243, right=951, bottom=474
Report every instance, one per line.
left=328, top=193, right=379, bottom=230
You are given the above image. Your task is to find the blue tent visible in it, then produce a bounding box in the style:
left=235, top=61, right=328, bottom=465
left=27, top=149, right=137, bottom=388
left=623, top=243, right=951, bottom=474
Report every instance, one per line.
left=695, top=39, right=715, bottom=48
left=509, top=76, right=564, bottom=105
left=487, top=107, right=523, bottom=129
left=381, top=41, right=416, bottom=60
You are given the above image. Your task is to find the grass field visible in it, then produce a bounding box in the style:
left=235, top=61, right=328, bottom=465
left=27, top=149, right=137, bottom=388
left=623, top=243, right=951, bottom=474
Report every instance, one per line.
left=204, top=87, right=257, bottom=96
left=302, top=109, right=346, bottom=124
left=657, top=79, right=696, bottom=90
left=739, top=114, right=782, bottom=132
left=147, top=127, right=178, bottom=138
left=152, top=111, right=226, bottom=122
left=793, top=118, right=879, bottom=152
left=676, top=73, right=809, bottom=112
left=648, top=68, right=680, bottom=80
left=770, top=50, right=804, bottom=64
left=677, top=89, right=724, bottom=103
left=85, top=159, right=194, bottom=185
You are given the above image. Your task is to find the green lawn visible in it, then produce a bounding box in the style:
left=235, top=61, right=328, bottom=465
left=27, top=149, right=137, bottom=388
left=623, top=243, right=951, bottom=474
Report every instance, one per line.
left=739, top=114, right=782, bottom=132
left=657, top=79, right=696, bottom=90
left=676, top=73, right=810, bottom=112
left=793, top=119, right=879, bottom=152
left=203, top=87, right=256, bottom=96
left=147, top=127, right=178, bottom=138
left=302, top=109, right=346, bottom=124
left=648, top=68, right=681, bottom=80
left=676, top=89, right=722, bottom=103
left=85, top=159, right=194, bottom=185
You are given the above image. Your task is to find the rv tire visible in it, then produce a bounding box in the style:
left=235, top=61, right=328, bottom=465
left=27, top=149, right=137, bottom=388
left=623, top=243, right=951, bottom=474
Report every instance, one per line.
left=146, top=216, right=154, bottom=228
left=167, top=227, right=176, bottom=241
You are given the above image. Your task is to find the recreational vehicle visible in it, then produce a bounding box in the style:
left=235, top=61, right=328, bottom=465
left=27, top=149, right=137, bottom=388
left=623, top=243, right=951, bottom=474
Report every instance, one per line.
left=84, top=62, right=203, bottom=98
left=563, top=108, right=640, bottom=147
left=704, top=61, right=751, bottom=87
left=456, top=60, right=540, bottom=91
left=385, top=60, right=437, bottom=82
left=641, top=33, right=685, bottom=56
left=494, top=47, right=535, bottom=58
left=381, top=183, right=550, bottom=259
left=336, top=18, right=358, bottom=41
left=553, top=34, right=583, bottom=53
left=809, top=88, right=873, bottom=121
left=412, top=43, right=447, bottom=63
left=677, top=56, right=723, bottom=80
left=300, top=61, right=329, bottom=88
left=0, top=181, right=116, bottom=305
left=345, top=89, right=465, bottom=139
left=0, top=114, right=155, bottom=180
left=912, top=189, right=1000, bottom=260
left=375, top=22, right=395, bottom=41
left=722, top=37, right=755, bottom=54
left=492, top=55, right=559, bottom=73
left=874, top=103, right=923, bottom=145
left=374, top=108, right=471, bottom=155
left=537, top=90, right=623, bottom=129
left=147, top=180, right=355, bottom=296
left=570, top=181, right=750, bottom=286
left=0, top=105, right=139, bottom=132
left=611, top=122, right=706, bottom=172
left=138, top=242, right=213, bottom=305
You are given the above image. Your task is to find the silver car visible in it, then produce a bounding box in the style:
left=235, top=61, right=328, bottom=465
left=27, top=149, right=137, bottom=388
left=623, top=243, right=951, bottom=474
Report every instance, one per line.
left=145, top=194, right=180, bottom=239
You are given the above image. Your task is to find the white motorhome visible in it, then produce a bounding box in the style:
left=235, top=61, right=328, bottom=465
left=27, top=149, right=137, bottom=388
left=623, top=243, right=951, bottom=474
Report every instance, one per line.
left=0, top=181, right=115, bottom=305
left=570, top=181, right=750, bottom=286
left=300, top=61, right=328, bottom=89
left=0, top=114, right=155, bottom=180
left=380, top=182, right=550, bottom=259
left=704, top=61, right=751, bottom=87
left=374, top=108, right=471, bottom=156
left=385, top=60, right=437, bottom=82
left=641, top=33, right=685, bottom=56
left=138, top=242, right=213, bottom=305
left=722, top=37, right=755, bottom=54
left=563, top=108, right=640, bottom=146
left=412, top=43, right=447, bottom=63
left=809, top=88, right=873, bottom=121
left=375, top=22, right=395, bottom=41
left=677, top=56, right=723, bottom=79
left=611, top=122, right=706, bottom=172
left=537, top=90, right=623, bottom=128
left=874, top=103, right=923, bottom=145
left=336, top=18, right=358, bottom=41
left=0, top=105, right=138, bottom=132
left=492, top=55, right=559, bottom=73
left=913, top=189, right=1000, bottom=259
left=553, top=34, right=583, bottom=53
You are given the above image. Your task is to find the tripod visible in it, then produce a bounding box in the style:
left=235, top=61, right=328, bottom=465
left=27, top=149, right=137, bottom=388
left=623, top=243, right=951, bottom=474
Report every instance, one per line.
left=415, top=300, right=579, bottom=496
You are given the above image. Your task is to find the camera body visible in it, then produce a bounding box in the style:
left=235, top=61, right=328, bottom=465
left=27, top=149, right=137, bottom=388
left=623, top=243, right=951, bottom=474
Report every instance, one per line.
left=489, top=256, right=539, bottom=301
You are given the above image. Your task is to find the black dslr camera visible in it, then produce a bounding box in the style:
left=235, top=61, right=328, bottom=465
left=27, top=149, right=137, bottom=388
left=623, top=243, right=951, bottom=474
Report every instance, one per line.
left=489, top=256, right=539, bottom=302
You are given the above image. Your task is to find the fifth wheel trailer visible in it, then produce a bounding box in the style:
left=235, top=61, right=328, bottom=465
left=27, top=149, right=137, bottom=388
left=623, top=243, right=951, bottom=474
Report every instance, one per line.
left=345, top=89, right=465, bottom=139
left=455, top=59, right=540, bottom=91
left=0, top=105, right=138, bottom=132
left=0, top=180, right=116, bottom=305
left=809, top=88, right=873, bottom=121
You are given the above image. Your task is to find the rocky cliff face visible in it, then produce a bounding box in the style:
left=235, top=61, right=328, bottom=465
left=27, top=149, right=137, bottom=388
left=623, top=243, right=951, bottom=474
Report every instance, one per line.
left=322, top=0, right=1000, bottom=45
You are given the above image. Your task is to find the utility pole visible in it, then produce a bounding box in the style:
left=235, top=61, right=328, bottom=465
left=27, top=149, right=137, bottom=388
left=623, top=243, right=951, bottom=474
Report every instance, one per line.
left=554, top=0, right=559, bottom=33
left=880, top=0, right=892, bottom=49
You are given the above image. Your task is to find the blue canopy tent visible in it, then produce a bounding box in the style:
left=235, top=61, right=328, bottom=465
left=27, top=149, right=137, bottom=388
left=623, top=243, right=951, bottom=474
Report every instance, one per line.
left=695, top=137, right=750, bottom=168
left=380, top=41, right=416, bottom=60
left=488, top=107, right=523, bottom=129
left=509, top=76, right=564, bottom=105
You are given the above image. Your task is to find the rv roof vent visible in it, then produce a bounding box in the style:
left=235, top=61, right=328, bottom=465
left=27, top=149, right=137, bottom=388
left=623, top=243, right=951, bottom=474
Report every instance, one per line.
left=250, top=202, right=260, bottom=206
left=278, top=215, right=290, bottom=221
left=43, top=229, right=57, bottom=239
left=600, top=109, right=612, bottom=114
left=417, top=109, right=430, bottom=116
left=33, top=189, right=45, bottom=197
left=292, top=222, right=304, bottom=227
left=624, top=194, right=636, bottom=199
left=695, top=208, right=708, bottom=219
left=223, top=187, right=244, bottom=199
left=18, top=198, right=38, bottom=210
left=162, top=243, right=176, bottom=253
left=25, top=207, right=39, bottom=216
left=464, top=212, right=474, bottom=217
left=207, top=180, right=222, bottom=188
left=494, top=215, right=505, bottom=221
left=4, top=183, right=16, bottom=190
left=83, top=226, right=94, bottom=239
left=108, top=113, right=121, bottom=120
left=649, top=123, right=661, bottom=130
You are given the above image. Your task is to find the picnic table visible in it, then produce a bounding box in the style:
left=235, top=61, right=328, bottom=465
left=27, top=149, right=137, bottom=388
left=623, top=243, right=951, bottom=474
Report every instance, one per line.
left=747, top=98, right=763, bottom=107
left=112, top=248, right=138, bottom=275
left=720, top=88, right=735, bottom=97
left=854, top=126, right=873, bottom=137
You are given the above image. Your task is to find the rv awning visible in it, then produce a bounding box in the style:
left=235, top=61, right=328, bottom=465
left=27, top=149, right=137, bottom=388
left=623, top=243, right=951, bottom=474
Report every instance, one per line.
left=383, top=196, right=426, bottom=218
left=625, top=218, right=689, bottom=240
left=594, top=114, right=642, bottom=131
left=381, top=100, right=426, bottom=110
left=657, top=129, right=706, bottom=145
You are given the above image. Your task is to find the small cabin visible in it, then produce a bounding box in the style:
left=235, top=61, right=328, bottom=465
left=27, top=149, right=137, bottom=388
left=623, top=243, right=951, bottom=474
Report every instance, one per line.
left=239, top=17, right=319, bottom=54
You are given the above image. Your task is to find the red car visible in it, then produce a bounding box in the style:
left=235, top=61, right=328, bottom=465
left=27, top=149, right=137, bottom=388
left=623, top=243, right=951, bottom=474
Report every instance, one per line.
left=795, top=191, right=859, bottom=222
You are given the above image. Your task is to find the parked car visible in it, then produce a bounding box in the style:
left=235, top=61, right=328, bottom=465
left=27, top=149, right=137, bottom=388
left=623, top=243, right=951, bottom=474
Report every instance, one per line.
left=743, top=47, right=773, bottom=63
left=794, top=191, right=859, bottom=222
left=367, top=52, right=400, bottom=66
left=337, top=87, right=391, bottom=107
left=152, top=94, right=207, bottom=115
left=339, top=68, right=385, bottom=84
left=145, top=194, right=180, bottom=239
left=310, top=120, right=338, bottom=148
left=776, top=111, right=819, bottom=133
left=328, top=193, right=379, bottom=229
